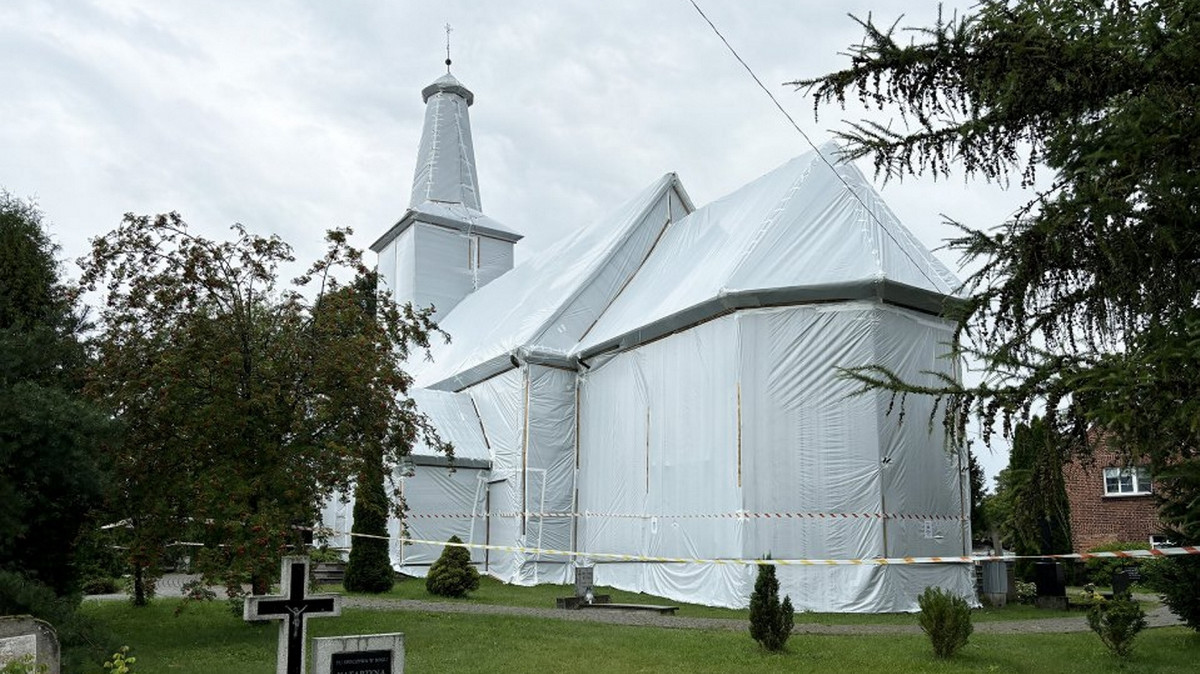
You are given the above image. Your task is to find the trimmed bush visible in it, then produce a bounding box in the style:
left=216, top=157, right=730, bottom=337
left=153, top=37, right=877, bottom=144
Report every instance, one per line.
left=426, top=536, right=480, bottom=598
left=917, top=586, right=972, bottom=659
left=1086, top=594, right=1147, bottom=657
left=81, top=576, right=119, bottom=595
left=748, top=561, right=794, bottom=652
left=1084, top=541, right=1149, bottom=585
left=1140, top=555, right=1200, bottom=631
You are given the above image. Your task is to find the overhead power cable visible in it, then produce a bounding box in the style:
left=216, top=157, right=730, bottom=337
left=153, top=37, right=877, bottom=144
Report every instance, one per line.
left=685, top=0, right=953, bottom=295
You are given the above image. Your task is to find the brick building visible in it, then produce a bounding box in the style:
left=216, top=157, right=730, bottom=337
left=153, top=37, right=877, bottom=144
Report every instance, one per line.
left=1063, top=442, right=1163, bottom=552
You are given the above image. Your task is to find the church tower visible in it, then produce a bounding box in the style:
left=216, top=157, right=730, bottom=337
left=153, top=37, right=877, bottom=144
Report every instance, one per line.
left=371, top=68, right=521, bottom=320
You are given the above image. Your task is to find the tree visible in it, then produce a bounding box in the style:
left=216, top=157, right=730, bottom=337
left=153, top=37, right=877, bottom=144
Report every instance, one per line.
left=794, top=0, right=1199, bottom=576
left=425, top=536, right=480, bottom=598
left=966, top=445, right=988, bottom=541
left=343, top=275, right=397, bottom=594
left=0, top=192, right=109, bottom=596
left=987, top=418, right=1071, bottom=569
left=748, top=560, right=794, bottom=652
left=80, top=213, right=449, bottom=599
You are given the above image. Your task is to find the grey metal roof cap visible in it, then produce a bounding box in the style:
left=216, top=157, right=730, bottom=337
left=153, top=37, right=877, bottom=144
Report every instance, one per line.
left=422, top=73, right=474, bottom=105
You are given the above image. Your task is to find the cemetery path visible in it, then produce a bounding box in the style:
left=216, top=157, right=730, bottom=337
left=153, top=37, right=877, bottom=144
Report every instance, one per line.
left=86, top=575, right=1183, bottom=636
left=341, top=595, right=1183, bottom=636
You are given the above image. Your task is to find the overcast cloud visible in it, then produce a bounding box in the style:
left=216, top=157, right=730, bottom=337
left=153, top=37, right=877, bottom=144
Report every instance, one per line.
left=1, top=0, right=1031, bottom=481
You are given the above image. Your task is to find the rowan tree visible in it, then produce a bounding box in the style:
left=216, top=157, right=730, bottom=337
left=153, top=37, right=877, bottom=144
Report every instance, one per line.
left=80, top=213, right=450, bottom=598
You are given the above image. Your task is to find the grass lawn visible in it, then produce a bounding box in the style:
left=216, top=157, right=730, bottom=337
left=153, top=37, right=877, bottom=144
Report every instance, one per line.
left=323, top=575, right=1087, bottom=624
left=81, top=599, right=1200, bottom=674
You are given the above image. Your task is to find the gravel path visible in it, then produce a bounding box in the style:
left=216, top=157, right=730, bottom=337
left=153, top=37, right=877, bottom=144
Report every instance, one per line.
left=89, top=574, right=1183, bottom=636
left=343, top=594, right=1182, bottom=636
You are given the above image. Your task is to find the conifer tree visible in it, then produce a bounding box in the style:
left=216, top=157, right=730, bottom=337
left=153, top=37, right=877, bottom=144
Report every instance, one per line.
left=425, top=535, right=480, bottom=598
left=748, top=560, right=794, bottom=651
left=342, top=448, right=394, bottom=593
left=796, top=0, right=1200, bottom=620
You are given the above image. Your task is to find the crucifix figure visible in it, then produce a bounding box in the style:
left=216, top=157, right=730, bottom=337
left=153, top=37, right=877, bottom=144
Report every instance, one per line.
left=244, top=556, right=342, bottom=674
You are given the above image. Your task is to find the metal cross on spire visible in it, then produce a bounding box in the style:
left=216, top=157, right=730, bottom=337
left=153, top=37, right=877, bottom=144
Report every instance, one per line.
left=444, top=23, right=453, bottom=72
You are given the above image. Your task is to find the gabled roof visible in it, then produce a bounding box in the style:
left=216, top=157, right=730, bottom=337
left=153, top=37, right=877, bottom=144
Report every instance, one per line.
left=574, top=145, right=962, bottom=357
left=411, top=173, right=693, bottom=390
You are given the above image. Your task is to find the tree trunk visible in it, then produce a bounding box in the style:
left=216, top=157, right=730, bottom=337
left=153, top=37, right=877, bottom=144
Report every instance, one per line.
left=132, top=563, right=147, bottom=606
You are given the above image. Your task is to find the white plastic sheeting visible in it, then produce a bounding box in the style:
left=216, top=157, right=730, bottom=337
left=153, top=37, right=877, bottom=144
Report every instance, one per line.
left=411, top=73, right=481, bottom=211
left=408, top=388, right=490, bottom=463
left=411, top=173, right=691, bottom=390
left=394, top=464, right=488, bottom=572
left=576, top=144, right=961, bottom=355
left=576, top=303, right=972, bottom=612
left=465, top=369, right=526, bottom=580
left=327, top=141, right=978, bottom=611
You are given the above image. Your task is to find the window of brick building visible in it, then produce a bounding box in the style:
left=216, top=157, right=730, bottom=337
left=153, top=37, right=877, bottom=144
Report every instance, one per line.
left=1103, top=466, right=1152, bottom=496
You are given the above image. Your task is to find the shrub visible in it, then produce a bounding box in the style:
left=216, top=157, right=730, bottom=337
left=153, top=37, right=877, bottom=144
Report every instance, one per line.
left=748, top=561, right=794, bottom=652
left=425, top=536, right=480, bottom=598
left=102, top=646, right=137, bottom=673
left=917, top=586, right=973, bottom=659
left=1012, top=580, right=1037, bottom=604
left=1140, top=555, right=1200, bottom=631
left=308, top=546, right=344, bottom=564
left=1086, top=594, right=1147, bottom=657
left=81, top=576, right=119, bottom=595
left=1084, top=541, right=1149, bottom=585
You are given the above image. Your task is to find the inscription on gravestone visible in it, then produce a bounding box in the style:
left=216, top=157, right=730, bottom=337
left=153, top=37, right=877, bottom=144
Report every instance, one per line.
left=0, top=634, right=36, bottom=664
left=313, top=634, right=404, bottom=674
left=330, top=649, right=391, bottom=674
left=575, top=566, right=594, bottom=599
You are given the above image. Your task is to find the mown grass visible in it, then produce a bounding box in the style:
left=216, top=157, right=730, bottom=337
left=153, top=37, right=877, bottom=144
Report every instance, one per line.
left=324, top=575, right=1083, bottom=624
left=81, top=600, right=1200, bottom=674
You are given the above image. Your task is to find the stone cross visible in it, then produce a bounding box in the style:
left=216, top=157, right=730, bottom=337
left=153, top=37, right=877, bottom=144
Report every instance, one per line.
left=245, top=556, right=342, bottom=674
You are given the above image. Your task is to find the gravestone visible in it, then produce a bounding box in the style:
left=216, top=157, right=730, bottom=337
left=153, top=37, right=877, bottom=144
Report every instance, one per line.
left=0, top=616, right=60, bottom=674
left=1112, top=566, right=1140, bottom=598
left=1033, top=560, right=1068, bottom=610
left=245, top=556, right=342, bottom=674
left=575, top=566, right=594, bottom=602
left=313, top=633, right=404, bottom=674
left=980, top=560, right=1008, bottom=607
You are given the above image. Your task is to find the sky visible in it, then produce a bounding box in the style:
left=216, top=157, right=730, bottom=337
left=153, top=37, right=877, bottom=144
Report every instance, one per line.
left=1, top=0, right=1035, bottom=483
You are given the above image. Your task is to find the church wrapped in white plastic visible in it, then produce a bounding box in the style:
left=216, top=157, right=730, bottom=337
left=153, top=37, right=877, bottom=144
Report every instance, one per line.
left=322, top=70, right=975, bottom=613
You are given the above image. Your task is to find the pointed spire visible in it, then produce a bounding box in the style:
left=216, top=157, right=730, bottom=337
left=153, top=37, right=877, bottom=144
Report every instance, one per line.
left=410, top=60, right=480, bottom=210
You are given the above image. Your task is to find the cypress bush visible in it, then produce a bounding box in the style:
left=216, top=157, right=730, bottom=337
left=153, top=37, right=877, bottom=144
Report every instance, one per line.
left=748, top=561, right=794, bottom=651
left=426, top=536, right=480, bottom=597
left=343, top=453, right=395, bottom=593
left=917, top=586, right=972, bottom=659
